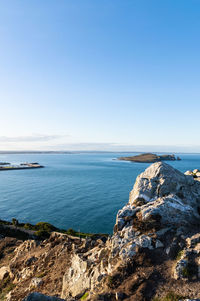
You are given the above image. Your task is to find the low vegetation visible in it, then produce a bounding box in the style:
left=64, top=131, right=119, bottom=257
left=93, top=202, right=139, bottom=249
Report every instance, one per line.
left=153, top=292, right=185, bottom=301
left=0, top=276, right=15, bottom=301
left=176, top=250, right=184, bottom=260
left=81, top=292, right=89, bottom=300
left=0, top=218, right=108, bottom=241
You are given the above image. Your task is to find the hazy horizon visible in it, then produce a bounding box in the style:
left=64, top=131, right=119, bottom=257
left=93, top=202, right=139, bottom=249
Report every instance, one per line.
left=1, top=144, right=200, bottom=154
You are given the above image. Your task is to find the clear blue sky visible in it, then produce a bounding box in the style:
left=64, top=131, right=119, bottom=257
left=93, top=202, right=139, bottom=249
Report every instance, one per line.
left=0, top=1, right=200, bottom=151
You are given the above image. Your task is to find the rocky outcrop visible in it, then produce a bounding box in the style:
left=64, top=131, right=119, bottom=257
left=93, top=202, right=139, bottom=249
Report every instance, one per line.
left=113, top=162, right=200, bottom=261
left=185, top=169, right=200, bottom=182
left=61, top=239, right=111, bottom=298
left=2, top=162, right=200, bottom=300
left=60, top=162, right=200, bottom=300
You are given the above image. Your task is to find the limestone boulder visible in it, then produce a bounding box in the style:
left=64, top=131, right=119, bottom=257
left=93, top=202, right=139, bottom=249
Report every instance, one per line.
left=128, top=162, right=200, bottom=227
left=62, top=249, right=108, bottom=298
left=111, top=162, right=200, bottom=264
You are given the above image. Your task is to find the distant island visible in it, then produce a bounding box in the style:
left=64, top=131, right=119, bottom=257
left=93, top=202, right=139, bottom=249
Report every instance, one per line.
left=118, top=153, right=181, bottom=163
left=0, top=162, right=44, bottom=171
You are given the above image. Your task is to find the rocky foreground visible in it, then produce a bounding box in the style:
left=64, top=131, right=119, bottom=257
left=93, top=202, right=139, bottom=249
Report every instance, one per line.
left=1, top=162, right=200, bottom=300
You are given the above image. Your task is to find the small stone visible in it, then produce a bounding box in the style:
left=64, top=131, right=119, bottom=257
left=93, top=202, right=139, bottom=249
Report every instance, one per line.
left=186, top=233, right=200, bottom=248
left=30, top=277, right=43, bottom=288
left=134, top=235, right=153, bottom=249
left=184, top=170, right=193, bottom=176
left=116, top=292, right=124, bottom=300
left=155, top=240, right=164, bottom=248
left=156, top=227, right=171, bottom=237
left=0, top=266, right=10, bottom=280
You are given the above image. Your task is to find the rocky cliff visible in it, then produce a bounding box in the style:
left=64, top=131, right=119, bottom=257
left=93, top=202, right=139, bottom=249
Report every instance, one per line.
left=1, top=162, right=200, bottom=300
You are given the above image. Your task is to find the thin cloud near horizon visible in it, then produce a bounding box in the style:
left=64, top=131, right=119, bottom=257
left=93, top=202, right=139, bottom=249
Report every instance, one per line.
left=47, top=143, right=200, bottom=153
left=0, top=134, right=69, bottom=142
left=0, top=136, right=200, bottom=153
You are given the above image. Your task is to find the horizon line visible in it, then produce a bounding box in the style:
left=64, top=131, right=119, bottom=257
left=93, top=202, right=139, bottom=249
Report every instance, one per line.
left=0, top=150, right=200, bottom=155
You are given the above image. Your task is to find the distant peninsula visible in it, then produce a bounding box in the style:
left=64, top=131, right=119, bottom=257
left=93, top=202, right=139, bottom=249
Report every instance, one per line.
left=118, top=152, right=181, bottom=163
left=0, top=162, right=44, bottom=171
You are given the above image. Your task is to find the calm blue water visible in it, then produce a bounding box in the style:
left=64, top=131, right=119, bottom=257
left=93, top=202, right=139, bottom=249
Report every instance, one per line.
left=0, top=152, right=200, bottom=234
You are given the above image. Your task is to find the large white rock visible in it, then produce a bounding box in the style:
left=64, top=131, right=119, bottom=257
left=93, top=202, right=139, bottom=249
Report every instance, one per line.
left=129, top=162, right=197, bottom=204
left=62, top=250, right=108, bottom=298
left=127, top=162, right=200, bottom=227
left=111, top=162, right=200, bottom=264
left=62, top=254, right=90, bottom=297
left=61, top=162, right=200, bottom=298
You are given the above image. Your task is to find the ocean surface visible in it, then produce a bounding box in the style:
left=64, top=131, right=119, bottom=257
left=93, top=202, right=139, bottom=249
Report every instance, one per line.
left=0, top=152, right=200, bottom=234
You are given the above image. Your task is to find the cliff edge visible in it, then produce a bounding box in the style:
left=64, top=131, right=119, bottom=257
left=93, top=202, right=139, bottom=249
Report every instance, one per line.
left=1, top=162, right=200, bottom=300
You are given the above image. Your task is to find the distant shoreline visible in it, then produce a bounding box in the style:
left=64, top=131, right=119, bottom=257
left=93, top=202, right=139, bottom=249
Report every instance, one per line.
left=0, top=150, right=200, bottom=155
left=0, top=166, right=44, bottom=171
left=0, top=162, right=44, bottom=171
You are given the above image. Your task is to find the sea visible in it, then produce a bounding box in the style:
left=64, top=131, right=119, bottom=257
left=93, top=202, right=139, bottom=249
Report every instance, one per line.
left=0, top=152, right=200, bottom=234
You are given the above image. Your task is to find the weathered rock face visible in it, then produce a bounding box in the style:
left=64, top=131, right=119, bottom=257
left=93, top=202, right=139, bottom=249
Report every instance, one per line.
left=61, top=162, right=200, bottom=300
left=128, top=162, right=200, bottom=227
left=60, top=163, right=200, bottom=299
left=185, top=168, right=200, bottom=182
left=61, top=243, right=110, bottom=298
left=112, top=162, right=200, bottom=262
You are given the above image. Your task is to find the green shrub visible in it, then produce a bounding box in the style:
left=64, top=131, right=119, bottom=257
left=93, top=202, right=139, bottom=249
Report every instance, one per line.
left=66, top=228, right=76, bottom=236
left=35, top=229, right=50, bottom=239
left=182, top=266, right=189, bottom=277
left=0, top=219, right=11, bottom=226
left=35, top=222, right=56, bottom=232
left=24, top=223, right=35, bottom=230
left=81, top=292, right=89, bottom=300
left=107, top=275, right=114, bottom=288
left=11, top=218, right=18, bottom=226
left=176, top=250, right=184, bottom=260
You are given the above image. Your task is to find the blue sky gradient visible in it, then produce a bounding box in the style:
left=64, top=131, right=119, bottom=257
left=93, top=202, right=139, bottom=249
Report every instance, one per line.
left=0, top=1, right=200, bottom=151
